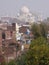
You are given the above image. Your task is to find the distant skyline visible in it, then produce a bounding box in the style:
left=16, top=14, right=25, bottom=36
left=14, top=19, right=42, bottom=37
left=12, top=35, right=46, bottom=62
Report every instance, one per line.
left=0, top=0, right=49, bottom=19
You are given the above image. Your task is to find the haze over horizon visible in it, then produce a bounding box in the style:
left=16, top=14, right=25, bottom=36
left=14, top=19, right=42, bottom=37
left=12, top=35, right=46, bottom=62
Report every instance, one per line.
left=0, top=0, right=49, bottom=19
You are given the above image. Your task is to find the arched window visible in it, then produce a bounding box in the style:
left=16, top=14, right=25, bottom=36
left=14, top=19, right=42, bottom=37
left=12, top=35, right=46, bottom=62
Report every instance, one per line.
left=2, top=32, right=6, bottom=39
left=10, top=31, right=13, bottom=37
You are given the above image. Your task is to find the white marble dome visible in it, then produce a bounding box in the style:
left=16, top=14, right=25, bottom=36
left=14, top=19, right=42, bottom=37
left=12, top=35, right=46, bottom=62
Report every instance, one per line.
left=21, top=6, right=29, bottom=14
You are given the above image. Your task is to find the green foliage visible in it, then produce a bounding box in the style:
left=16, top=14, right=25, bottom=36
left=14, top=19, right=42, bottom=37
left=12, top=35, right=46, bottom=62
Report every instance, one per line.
left=31, top=23, right=41, bottom=38
left=16, top=54, right=26, bottom=65
left=26, top=37, right=49, bottom=65
left=40, top=23, right=47, bottom=37
left=31, top=23, right=47, bottom=38
left=1, top=62, right=7, bottom=65
left=8, top=60, right=16, bottom=65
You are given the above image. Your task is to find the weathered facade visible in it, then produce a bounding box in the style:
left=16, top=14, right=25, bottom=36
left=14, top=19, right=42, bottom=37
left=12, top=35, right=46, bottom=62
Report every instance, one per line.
left=0, top=23, right=17, bottom=63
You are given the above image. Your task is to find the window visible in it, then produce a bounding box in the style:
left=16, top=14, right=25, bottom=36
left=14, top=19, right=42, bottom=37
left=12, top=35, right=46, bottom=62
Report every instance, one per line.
left=10, top=31, right=13, bottom=37
left=2, top=32, right=6, bottom=39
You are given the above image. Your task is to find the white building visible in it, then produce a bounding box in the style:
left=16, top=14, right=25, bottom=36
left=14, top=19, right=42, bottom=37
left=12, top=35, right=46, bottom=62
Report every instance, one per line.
left=16, top=6, right=37, bottom=24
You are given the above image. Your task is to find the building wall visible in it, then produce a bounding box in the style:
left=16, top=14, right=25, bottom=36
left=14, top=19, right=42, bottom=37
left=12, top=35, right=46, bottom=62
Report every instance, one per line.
left=5, top=30, right=12, bottom=40
left=0, top=29, right=2, bottom=47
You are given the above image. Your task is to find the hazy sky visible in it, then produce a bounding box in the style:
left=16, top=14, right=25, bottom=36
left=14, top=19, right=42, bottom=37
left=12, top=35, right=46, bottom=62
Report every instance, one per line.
left=0, top=0, right=49, bottom=19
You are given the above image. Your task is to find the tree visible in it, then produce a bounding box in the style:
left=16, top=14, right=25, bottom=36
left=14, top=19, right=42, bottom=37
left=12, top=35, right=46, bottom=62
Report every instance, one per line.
left=16, top=53, right=27, bottom=65
left=31, top=23, right=41, bottom=38
left=26, top=37, right=49, bottom=65
left=8, top=60, right=16, bottom=65
left=40, top=23, right=47, bottom=38
left=31, top=22, right=47, bottom=38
